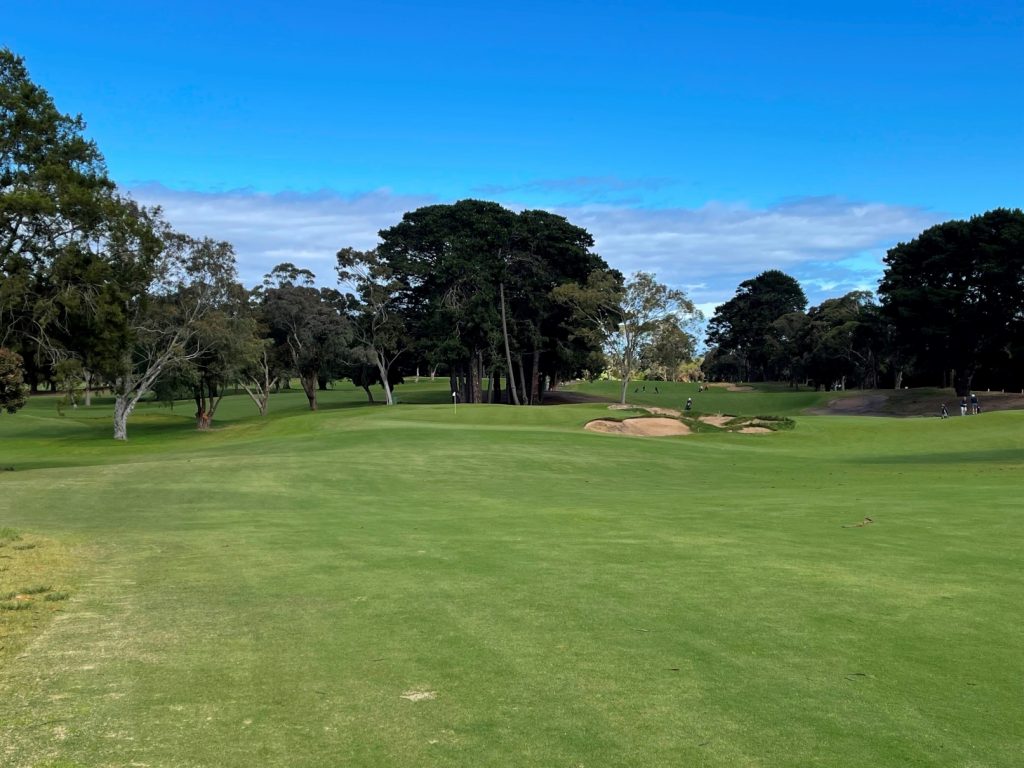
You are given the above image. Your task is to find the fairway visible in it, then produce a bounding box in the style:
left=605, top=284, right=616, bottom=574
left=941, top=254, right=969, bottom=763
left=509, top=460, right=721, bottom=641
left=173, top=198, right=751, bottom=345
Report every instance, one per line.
left=1, top=384, right=1022, bottom=767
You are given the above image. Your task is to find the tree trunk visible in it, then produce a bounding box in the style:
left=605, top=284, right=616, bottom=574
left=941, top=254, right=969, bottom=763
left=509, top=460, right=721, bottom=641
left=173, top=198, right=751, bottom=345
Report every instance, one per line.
left=362, top=383, right=374, bottom=403
left=619, top=376, right=630, bottom=405
left=113, top=396, right=132, bottom=440
left=375, top=355, right=394, bottom=406
left=517, top=357, right=528, bottom=405
left=300, top=372, right=318, bottom=410
left=530, top=350, right=541, bottom=404
left=894, top=368, right=903, bottom=390
left=954, top=368, right=974, bottom=398
left=470, top=354, right=483, bottom=404
left=499, top=283, right=520, bottom=405
left=83, top=369, right=93, bottom=407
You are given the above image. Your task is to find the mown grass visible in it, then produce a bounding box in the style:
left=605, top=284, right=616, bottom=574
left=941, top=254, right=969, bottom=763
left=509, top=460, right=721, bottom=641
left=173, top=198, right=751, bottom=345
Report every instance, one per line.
left=0, top=380, right=1021, bottom=767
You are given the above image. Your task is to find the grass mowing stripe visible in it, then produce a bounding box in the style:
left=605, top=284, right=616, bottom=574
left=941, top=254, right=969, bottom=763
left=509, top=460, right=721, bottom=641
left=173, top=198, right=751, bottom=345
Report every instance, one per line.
left=0, top=385, right=1021, bottom=766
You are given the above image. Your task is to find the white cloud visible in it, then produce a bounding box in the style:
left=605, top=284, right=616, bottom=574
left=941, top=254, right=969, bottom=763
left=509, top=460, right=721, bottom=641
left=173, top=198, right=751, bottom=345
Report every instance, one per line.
left=129, top=184, right=436, bottom=285
left=129, top=184, right=942, bottom=308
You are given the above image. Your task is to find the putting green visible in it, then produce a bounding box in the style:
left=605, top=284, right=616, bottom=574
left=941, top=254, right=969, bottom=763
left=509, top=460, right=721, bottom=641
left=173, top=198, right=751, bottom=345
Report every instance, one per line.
left=1, top=383, right=1021, bottom=767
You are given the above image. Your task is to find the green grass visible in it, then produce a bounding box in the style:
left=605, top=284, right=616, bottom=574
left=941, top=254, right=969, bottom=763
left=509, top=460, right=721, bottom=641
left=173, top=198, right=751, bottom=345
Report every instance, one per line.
left=1, top=380, right=1021, bottom=767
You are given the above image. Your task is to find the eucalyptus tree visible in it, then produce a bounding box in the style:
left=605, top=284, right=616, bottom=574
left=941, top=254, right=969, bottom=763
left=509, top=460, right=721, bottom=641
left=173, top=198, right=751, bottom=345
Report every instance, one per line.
left=336, top=247, right=409, bottom=406
left=555, top=271, right=697, bottom=403
left=259, top=263, right=351, bottom=411
left=102, top=220, right=240, bottom=440
left=181, top=281, right=262, bottom=429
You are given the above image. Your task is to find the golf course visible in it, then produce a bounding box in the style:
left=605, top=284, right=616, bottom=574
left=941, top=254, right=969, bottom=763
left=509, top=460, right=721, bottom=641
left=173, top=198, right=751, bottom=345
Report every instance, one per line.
left=1, top=381, right=1020, bottom=767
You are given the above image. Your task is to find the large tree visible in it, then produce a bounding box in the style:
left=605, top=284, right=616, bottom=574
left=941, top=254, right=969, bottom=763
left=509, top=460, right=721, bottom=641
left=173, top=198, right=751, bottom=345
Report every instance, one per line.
left=0, top=48, right=116, bottom=370
left=878, top=209, right=1024, bottom=394
left=800, top=291, right=882, bottom=390
left=181, top=282, right=262, bottom=429
left=376, top=200, right=613, bottom=404
left=556, top=271, right=697, bottom=404
left=705, top=270, right=807, bottom=381
left=101, top=221, right=240, bottom=440
left=259, top=263, right=351, bottom=411
left=337, top=247, right=408, bottom=406
left=377, top=200, right=513, bottom=404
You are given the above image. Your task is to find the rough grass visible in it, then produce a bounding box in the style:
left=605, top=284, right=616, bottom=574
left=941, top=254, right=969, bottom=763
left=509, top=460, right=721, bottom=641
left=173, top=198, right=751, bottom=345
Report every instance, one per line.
left=0, top=381, right=1021, bottom=767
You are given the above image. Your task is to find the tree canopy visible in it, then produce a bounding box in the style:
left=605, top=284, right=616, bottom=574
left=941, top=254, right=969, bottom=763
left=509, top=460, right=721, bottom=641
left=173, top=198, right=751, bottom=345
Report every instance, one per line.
left=879, top=208, right=1024, bottom=394
left=705, top=270, right=807, bottom=382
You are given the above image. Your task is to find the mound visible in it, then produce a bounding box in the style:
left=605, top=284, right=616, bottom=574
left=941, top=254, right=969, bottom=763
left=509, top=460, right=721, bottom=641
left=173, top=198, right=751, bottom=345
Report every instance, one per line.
left=585, top=417, right=691, bottom=436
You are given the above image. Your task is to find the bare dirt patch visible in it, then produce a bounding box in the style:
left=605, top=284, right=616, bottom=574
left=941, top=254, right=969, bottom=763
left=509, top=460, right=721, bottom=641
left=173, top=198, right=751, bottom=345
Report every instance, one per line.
left=806, top=389, right=1024, bottom=417
left=585, top=418, right=691, bottom=436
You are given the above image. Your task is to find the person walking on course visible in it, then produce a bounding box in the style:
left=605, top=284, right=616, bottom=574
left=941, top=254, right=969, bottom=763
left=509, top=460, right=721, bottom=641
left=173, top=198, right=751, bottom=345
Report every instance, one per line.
left=684, top=397, right=693, bottom=412
left=940, top=403, right=949, bottom=419
left=971, top=392, right=980, bottom=414
left=960, top=397, right=968, bottom=416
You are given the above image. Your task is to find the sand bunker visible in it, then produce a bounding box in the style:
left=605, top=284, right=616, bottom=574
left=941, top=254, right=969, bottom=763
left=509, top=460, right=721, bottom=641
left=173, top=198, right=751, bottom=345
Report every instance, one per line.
left=707, top=382, right=754, bottom=392
left=698, top=415, right=733, bottom=427
left=738, top=426, right=772, bottom=433
left=585, top=418, right=691, bottom=436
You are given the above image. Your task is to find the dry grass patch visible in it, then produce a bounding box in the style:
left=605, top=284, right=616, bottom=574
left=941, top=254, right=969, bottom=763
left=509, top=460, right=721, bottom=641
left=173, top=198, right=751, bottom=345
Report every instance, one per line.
left=0, top=529, right=79, bottom=659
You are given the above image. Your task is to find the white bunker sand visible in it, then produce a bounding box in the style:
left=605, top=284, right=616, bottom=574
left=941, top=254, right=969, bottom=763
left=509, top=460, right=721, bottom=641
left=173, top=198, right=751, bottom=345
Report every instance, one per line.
left=585, top=418, right=691, bottom=436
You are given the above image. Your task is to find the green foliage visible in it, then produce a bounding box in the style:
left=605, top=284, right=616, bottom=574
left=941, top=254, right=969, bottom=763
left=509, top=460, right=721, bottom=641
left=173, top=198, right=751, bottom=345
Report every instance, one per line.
left=259, top=264, right=351, bottom=411
left=0, top=347, right=29, bottom=413
left=706, top=269, right=807, bottom=381
left=879, top=208, right=1024, bottom=394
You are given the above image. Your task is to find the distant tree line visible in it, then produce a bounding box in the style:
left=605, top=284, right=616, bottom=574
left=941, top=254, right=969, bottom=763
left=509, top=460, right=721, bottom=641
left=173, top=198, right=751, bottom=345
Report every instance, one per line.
left=703, top=207, right=1024, bottom=395
left=0, top=49, right=704, bottom=435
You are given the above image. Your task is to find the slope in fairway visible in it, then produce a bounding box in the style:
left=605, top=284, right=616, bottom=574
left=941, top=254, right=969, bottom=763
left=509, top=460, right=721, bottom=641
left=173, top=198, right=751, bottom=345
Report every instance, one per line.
left=1, top=386, right=1021, bottom=767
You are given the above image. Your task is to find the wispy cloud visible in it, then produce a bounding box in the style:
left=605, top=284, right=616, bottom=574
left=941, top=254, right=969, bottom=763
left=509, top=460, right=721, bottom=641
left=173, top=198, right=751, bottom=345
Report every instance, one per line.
left=559, top=196, right=942, bottom=307
left=130, top=184, right=436, bottom=285
left=129, top=184, right=942, bottom=309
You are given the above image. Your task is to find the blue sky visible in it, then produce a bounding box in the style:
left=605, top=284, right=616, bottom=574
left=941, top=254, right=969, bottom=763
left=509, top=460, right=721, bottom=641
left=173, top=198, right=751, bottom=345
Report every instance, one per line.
left=6, top=1, right=1022, bottom=312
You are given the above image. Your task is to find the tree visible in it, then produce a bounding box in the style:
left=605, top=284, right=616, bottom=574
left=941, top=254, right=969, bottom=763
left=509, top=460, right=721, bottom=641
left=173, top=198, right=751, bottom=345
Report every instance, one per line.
left=646, top=316, right=699, bottom=380
left=878, top=209, right=1024, bottom=394
left=0, top=347, right=29, bottom=413
left=337, top=247, right=408, bottom=406
left=377, top=200, right=514, bottom=404
left=259, top=263, right=351, bottom=411
left=180, top=282, right=262, bottom=429
left=801, top=291, right=881, bottom=390
left=1, top=48, right=116, bottom=372
left=556, top=271, right=697, bottom=403
left=99, top=221, right=241, bottom=440
left=505, top=209, right=611, bottom=403
left=706, top=270, right=807, bottom=381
